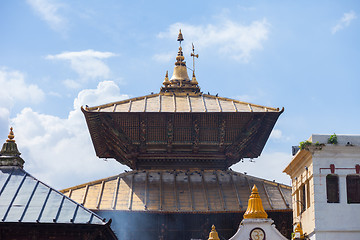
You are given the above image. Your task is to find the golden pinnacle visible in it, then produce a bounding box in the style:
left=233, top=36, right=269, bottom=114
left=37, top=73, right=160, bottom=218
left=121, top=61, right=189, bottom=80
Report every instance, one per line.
left=7, top=127, right=15, bottom=143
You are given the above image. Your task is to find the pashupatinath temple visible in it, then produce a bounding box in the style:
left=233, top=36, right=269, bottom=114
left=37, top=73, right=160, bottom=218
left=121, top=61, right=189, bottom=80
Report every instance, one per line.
left=61, top=30, right=292, bottom=240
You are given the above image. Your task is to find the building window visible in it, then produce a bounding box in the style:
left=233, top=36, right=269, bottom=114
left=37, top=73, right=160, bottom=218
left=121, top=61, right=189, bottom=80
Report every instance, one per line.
left=347, top=175, right=360, bottom=204
left=306, top=180, right=310, bottom=208
left=326, top=174, right=339, bottom=203
left=300, top=184, right=306, bottom=212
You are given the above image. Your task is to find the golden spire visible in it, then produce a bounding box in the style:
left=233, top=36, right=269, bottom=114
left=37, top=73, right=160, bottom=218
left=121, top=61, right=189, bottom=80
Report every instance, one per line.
left=243, top=185, right=268, bottom=219
left=177, top=29, right=184, bottom=42
left=7, top=127, right=15, bottom=143
left=160, top=29, right=201, bottom=96
left=208, top=225, right=220, bottom=240
left=163, top=71, right=170, bottom=85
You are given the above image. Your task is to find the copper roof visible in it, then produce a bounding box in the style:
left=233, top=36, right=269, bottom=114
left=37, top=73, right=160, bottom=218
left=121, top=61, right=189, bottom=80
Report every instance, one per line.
left=0, top=167, right=107, bottom=224
left=61, top=170, right=291, bottom=213
left=84, top=93, right=281, bottom=113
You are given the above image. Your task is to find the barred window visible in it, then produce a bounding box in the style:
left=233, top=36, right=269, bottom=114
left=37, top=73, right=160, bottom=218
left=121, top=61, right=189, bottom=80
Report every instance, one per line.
left=347, top=175, right=360, bottom=204
left=326, top=174, right=339, bottom=203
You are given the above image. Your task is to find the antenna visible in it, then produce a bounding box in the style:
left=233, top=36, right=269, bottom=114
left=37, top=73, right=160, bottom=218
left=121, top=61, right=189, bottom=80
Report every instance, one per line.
left=190, top=43, right=199, bottom=74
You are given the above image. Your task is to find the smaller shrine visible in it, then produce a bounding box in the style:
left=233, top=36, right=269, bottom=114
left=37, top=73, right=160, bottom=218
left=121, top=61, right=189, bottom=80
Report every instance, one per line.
left=0, top=128, right=117, bottom=240
left=213, top=185, right=288, bottom=240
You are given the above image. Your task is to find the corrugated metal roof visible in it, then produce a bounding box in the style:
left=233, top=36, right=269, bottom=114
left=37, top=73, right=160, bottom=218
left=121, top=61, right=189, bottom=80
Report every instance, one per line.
left=61, top=170, right=291, bottom=213
left=85, top=94, right=281, bottom=113
left=0, top=167, right=106, bottom=224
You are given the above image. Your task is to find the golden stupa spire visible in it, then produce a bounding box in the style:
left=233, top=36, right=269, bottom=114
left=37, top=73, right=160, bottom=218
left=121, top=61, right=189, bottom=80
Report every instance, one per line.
left=7, top=127, right=15, bottom=143
left=160, top=29, right=201, bottom=96
left=163, top=70, right=170, bottom=85
left=208, top=225, right=220, bottom=240
left=243, top=185, right=268, bottom=219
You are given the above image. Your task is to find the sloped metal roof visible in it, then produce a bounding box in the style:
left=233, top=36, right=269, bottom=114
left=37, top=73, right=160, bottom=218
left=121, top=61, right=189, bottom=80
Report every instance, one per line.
left=84, top=94, right=281, bottom=113
left=0, top=167, right=106, bottom=224
left=61, top=170, right=291, bottom=213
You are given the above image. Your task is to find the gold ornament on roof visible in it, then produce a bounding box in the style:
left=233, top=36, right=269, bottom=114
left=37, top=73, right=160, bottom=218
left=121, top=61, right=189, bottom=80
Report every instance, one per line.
left=177, top=29, right=184, bottom=42
left=160, top=30, right=201, bottom=96
left=208, top=225, right=220, bottom=240
left=7, top=127, right=15, bottom=143
left=163, top=71, right=170, bottom=85
left=243, top=185, right=268, bottom=219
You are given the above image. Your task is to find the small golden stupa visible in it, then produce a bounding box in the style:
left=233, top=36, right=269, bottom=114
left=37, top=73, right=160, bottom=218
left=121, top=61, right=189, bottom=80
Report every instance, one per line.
left=208, top=225, right=220, bottom=240
left=243, top=184, right=268, bottom=219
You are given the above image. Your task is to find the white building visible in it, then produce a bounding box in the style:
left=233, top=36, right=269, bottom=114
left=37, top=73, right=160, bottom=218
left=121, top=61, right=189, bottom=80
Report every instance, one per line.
left=284, top=134, right=360, bottom=240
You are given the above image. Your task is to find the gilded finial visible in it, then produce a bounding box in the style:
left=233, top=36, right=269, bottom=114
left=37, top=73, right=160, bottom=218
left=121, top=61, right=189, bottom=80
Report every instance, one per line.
left=7, top=127, right=15, bottom=143
left=208, top=225, right=220, bottom=240
left=243, top=185, right=268, bottom=219
left=191, top=72, right=198, bottom=85
left=163, top=71, right=170, bottom=85
left=177, top=29, right=184, bottom=43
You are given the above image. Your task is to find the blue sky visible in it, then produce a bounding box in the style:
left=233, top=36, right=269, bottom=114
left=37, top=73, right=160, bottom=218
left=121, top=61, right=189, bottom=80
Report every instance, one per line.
left=1, top=0, right=359, bottom=189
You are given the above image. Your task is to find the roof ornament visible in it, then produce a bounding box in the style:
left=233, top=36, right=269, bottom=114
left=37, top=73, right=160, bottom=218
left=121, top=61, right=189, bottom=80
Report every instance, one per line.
left=163, top=70, right=170, bottom=86
left=208, top=225, right=220, bottom=240
left=177, top=29, right=184, bottom=43
left=190, top=43, right=199, bottom=74
left=0, top=127, right=24, bottom=168
left=243, top=184, right=268, bottom=219
left=7, top=127, right=15, bottom=142
left=160, top=29, right=201, bottom=96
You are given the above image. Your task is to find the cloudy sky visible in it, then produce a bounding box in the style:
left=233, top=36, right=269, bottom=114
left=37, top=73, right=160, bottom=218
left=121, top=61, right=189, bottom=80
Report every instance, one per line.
left=1, top=1, right=359, bottom=189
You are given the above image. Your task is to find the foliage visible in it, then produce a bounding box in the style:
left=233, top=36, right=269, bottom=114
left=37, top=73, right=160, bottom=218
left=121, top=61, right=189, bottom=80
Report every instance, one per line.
left=328, top=133, right=338, bottom=144
left=299, top=140, right=312, bottom=150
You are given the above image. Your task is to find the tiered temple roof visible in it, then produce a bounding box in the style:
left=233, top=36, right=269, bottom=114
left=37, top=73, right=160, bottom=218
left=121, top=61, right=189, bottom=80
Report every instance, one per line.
left=82, top=31, right=283, bottom=170
left=61, top=169, right=291, bottom=213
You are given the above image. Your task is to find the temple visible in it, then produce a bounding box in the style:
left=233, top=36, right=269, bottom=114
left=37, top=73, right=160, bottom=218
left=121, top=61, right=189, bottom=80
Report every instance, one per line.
left=62, top=30, right=292, bottom=239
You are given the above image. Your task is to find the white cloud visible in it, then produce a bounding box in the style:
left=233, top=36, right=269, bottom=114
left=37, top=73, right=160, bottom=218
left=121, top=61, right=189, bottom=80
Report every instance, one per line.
left=232, top=151, right=291, bottom=185
left=332, top=11, right=357, bottom=34
left=0, top=68, right=45, bottom=107
left=27, top=0, right=67, bottom=34
left=157, top=18, right=270, bottom=62
left=270, top=129, right=283, bottom=140
left=46, top=50, right=117, bottom=87
left=10, top=81, right=130, bottom=189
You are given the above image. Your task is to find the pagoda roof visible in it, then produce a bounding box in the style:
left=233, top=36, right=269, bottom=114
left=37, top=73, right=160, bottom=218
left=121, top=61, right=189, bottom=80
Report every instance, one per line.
left=84, top=93, right=281, bottom=113
left=81, top=30, right=283, bottom=169
left=0, top=167, right=107, bottom=225
left=61, top=169, right=291, bottom=213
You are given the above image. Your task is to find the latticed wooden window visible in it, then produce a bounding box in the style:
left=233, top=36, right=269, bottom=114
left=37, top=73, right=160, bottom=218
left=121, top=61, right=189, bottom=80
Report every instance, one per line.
left=347, top=175, right=360, bottom=204
left=147, top=114, right=166, bottom=143
left=199, top=114, right=218, bottom=142
left=173, top=114, right=192, bottom=142
left=117, top=114, right=139, bottom=142
left=326, top=174, right=339, bottom=203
